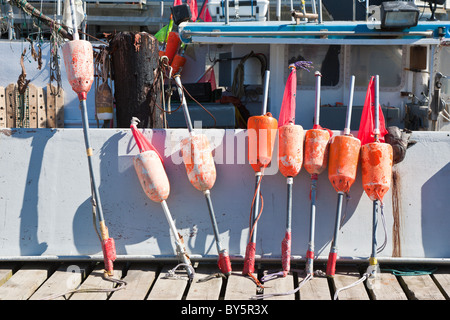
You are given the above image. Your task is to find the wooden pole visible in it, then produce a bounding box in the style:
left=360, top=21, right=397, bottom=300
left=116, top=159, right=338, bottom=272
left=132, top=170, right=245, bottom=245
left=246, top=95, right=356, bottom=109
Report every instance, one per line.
left=109, top=32, right=163, bottom=128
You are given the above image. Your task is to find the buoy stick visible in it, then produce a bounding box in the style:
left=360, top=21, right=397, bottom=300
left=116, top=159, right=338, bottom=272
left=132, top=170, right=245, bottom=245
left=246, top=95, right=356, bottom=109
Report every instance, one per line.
left=243, top=172, right=262, bottom=275
left=344, top=75, right=355, bottom=136
left=314, top=71, right=322, bottom=127
left=305, top=174, right=317, bottom=276
left=261, top=70, right=270, bottom=115
left=204, top=190, right=231, bottom=276
left=326, top=191, right=344, bottom=277
left=374, top=75, right=380, bottom=142
left=281, top=177, right=293, bottom=275
left=161, top=200, right=194, bottom=279
left=174, top=74, right=193, bottom=132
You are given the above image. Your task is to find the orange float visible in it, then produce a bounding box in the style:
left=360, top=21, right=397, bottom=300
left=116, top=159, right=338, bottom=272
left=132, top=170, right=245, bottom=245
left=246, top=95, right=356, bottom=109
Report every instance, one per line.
left=328, top=135, right=361, bottom=194
left=134, top=150, right=170, bottom=203
left=180, top=133, right=217, bottom=192
left=303, top=129, right=330, bottom=175
left=62, top=39, right=94, bottom=100
left=165, top=32, right=181, bottom=64
left=247, top=112, right=278, bottom=173
left=361, top=142, right=393, bottom=202
left=171, top=53, right=187, bottom=75
left=278, top=124, right=304, bottom=178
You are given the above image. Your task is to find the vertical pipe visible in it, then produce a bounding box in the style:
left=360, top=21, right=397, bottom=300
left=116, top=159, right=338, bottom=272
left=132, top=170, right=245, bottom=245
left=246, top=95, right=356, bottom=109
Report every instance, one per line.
left=82, top=1, right=86, bottom=40
left=317, top=0, right=323, bottom=24
left=57, top=0, right=61, bottom=24
left=374, top=75, right=380, bottom=141
left=290, top=0, right=294, bottom=22
left=344, top=75, right=355, bottom=135
left=261, top=70, right=270, bottom=115
left=276, top=0, right=281, bottom=21
left=7, top=3, right=14, bottom=40
left=225, top=0, right=229, bottom=24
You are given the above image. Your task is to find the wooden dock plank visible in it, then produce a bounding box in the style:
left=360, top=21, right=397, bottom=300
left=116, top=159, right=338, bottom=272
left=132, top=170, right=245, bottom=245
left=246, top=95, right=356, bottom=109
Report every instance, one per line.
left=260, top=270, right=296, bottom=300
left=109, top=263, right=158, bottom=300
left=332, top=266, right=370, bottom=300
left=29, top=263, right=93, bottom=300
left=366, top=272, right=408, bottom=300
left=399, top=274, right=446, bottom=300
left=299, top=271, right=332, bottom=300
left=0, top=263, right=54, bottom=300
left=186, top=264, right=224, bottom=300
left=223, top=264, right=258, bottom=300
left=146, top=264, right=190, bottom=300
left=0, top=263, right=20, bottom=287
left=432, top=267, right=450, bottom=299
left=69, top=263, right=124, bottom=300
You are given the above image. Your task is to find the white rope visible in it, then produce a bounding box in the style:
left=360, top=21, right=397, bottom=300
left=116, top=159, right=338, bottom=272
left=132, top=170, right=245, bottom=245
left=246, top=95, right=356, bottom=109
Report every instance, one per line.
left=333, top=272, right=370, bottom=300
left=250, top=273, right=313, bottom=300
left=163, top=263, right=195, bottom=280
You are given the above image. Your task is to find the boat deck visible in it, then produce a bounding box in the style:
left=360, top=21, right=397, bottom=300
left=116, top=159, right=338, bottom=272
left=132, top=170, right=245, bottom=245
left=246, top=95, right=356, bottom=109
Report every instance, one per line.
left=0, top=261, right=448, bottom=301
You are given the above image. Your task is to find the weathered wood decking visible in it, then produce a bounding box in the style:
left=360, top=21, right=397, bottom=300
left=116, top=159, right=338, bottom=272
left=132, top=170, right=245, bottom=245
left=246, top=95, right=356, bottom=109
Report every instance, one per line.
left=0, top=261, right=448, bottom=301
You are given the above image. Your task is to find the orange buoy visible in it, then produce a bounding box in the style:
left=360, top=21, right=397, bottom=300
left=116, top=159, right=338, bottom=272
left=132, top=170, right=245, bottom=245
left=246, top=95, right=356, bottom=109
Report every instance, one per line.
left=361, top=142, right=393, bottom=202
left=133, top=150, right=170, bottom=203
left=181, top=133, right=217, bottom=192
left=171, top=54, right=187, bottom=75
left=165, top=32, right=181, bottom=64
left=328, top=135, right=361, bottom=194
left=278, top=124, right=304, bottom=178
left=62, top=40, right=94, bottom=98
left=247, top=112, right=278, bottom=173
left=303, top=129, right=330, bottom=175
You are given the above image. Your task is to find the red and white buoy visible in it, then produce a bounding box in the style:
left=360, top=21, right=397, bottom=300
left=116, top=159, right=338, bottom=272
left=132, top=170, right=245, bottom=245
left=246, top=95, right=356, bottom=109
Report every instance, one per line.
left=131, top=118, right=194, bottom=279
left=62, top=0, right=116, bottom=277
left=174, top=74, right=232, bottom=277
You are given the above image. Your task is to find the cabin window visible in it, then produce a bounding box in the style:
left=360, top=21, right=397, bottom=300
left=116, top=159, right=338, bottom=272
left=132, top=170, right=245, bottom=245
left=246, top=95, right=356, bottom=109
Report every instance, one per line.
left=349, top=45, right=405, bottom=89
left=287, top=45, right=342, bottom=87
